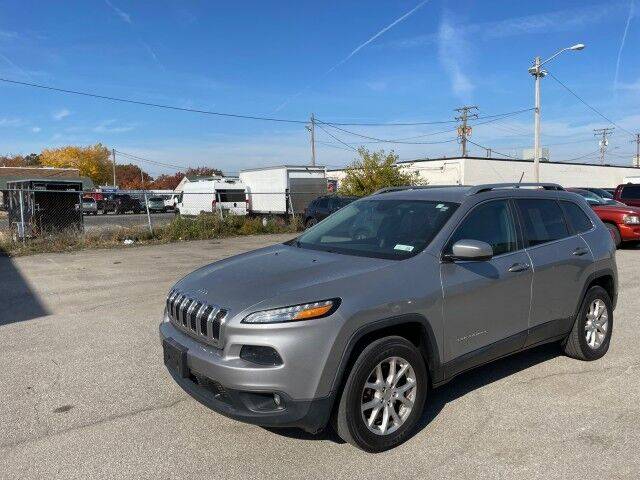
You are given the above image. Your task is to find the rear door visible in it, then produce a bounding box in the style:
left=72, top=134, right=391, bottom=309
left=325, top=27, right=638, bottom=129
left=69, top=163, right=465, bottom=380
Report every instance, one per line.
left=217, top=189, right=247, bottom=215
left=314, top=197, right=330, bottom=220
left=515, top=198, right=593, bottom=343
left=441, top=199, right=532, bottom=367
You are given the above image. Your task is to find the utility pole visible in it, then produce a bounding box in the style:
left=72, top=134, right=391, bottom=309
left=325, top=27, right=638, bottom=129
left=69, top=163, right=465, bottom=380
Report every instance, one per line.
left=632, top=133, right=640, bottom=167
left=593, top=128, right=614, bottom=164
left=529, top=56, right=546, bottom=182
left=306, top=114, right=316, bottom=167
left=112, top=148, right=117, bottom=187
left=455, top=105, right=478, bottom=157
left=486, top=148, right=492, bottom=158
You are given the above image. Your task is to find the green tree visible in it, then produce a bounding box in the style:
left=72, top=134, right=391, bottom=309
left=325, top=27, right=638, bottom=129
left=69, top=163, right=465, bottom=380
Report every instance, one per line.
left=338, top=148, right=422, bottom=197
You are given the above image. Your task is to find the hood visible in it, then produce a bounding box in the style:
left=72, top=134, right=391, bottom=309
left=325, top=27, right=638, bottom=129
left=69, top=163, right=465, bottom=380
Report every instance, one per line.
left=173, top=244, right=394, bottom=315
left=593, top=204, right=640, bottom=215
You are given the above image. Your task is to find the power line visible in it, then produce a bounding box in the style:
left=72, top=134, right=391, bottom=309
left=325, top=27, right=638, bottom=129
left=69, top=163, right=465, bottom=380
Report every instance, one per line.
left=547, top=72, right=634, bottom=137
left=466, top=139, right=518, bottom=159
left=0, top=77, right=309, bottom=124
left=315, top=123, right=359, bottom=152
left=317, top=121, right=459, bottom=145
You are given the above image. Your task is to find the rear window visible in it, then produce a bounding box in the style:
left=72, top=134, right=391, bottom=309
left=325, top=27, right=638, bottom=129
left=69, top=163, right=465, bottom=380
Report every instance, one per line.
left=516, top=199, right=570, bottom=246
left=149, top=197, right=163, bottom=201
left=620, top=185, right=640, bottom=199
left=218, top=190, right=246, bottom=202
left=560, top=201, right=593, bottom=234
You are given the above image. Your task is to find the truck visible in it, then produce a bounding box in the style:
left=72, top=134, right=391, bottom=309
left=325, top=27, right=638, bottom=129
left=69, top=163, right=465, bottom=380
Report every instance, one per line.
left=239, top=165, right=327, bottom=216
left=175, top=178, right=248, bottom=216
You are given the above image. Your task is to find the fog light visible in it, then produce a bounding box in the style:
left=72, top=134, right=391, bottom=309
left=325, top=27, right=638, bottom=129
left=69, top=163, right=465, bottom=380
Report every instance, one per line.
left=240, top=345, right=283, bottom=366
left=273, top=394, right=282, bottom=407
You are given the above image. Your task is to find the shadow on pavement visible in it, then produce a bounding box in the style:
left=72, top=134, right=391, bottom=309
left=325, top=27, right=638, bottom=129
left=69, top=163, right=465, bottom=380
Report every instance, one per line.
left=265, top=343, right=559, bottom=446
left=0, top=247, right=49, bottom=326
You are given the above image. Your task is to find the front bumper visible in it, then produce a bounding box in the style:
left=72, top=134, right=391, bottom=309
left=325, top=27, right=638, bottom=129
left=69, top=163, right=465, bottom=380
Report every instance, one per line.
left=159, top=321, right=335, bottom=432
left=617, top=223, right=640, bottom=241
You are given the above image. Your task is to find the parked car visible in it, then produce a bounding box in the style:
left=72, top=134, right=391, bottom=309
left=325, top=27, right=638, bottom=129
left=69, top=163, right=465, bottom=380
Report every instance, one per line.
left=303, top=195, right=357, bottom=228
left=579, top=187, right=614, bottom=199
left=614, top=183, right=640, bottom=208
left=160, top=183, right=617, bottom=452
left=146, top=196, right=166, bottom=213
left=164, top=193, right=181, bottom=211
left=568, top=188, right=640, bottom=247
left=101, top=194, right=143, bottom=214
left=80, top=196, right=98, bottom=215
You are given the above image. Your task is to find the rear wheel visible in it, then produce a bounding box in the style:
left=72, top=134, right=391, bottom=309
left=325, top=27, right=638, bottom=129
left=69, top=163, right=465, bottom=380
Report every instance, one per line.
left=564, top=286, right=613, bottom=361
left=605, top=223, right=621, bottom=248
left=332, top=336, right=427, bottom=452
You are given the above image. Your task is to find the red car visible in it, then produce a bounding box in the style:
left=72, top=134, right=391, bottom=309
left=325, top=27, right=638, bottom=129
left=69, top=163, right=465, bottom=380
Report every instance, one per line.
left=568, top=188, right=640, bottom=247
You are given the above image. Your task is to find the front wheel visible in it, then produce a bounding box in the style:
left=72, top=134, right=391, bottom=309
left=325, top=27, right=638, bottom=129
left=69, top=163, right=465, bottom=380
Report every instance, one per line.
left=564, top=286, right=613, bottom=361
left=332, top=336, right=427, bottom=452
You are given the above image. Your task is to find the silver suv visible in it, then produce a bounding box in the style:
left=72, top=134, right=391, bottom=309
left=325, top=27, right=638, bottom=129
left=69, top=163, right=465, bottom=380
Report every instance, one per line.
left=160, top=183, right=617, bottom=452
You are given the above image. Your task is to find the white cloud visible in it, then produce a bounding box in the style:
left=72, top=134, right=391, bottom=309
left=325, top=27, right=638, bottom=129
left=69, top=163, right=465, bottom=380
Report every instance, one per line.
left=52, top=109, right=71, bottom=120
left=365, top=80, right=388, bottom=92
left=0, top=117, right=25, bottom=127
left=31, top=126, right=41, bottom=133
left=105, top=0, right=132, bottom=24
left=93, top=119, right=136, bottom=133
left=437, top=14, right=474, bottom=98
left=617, top=78, right=640, bottom=91
left=390, top=3, right=621, bottom=49
left=614, top=1, right=636, bottom=88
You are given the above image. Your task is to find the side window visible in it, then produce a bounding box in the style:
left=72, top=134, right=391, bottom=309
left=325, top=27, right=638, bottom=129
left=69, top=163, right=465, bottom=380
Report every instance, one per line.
left=448, top=200, right=518, bottom=256
left=620, top=185, right=640, bottom=199
left=560, top=201, right=593, bottom=234
left=516, top=199, right=569, bottom=246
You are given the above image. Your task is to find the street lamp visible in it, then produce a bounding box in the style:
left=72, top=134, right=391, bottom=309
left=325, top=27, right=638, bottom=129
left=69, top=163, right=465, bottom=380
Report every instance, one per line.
left=529, top=43, right=585, bottom=182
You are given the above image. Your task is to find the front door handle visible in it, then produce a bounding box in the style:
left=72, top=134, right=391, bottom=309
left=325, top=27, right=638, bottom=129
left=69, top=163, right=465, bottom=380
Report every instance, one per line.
left=508, top=262, right=530, bottom=273
left=573, top=247, right=589, bottom=256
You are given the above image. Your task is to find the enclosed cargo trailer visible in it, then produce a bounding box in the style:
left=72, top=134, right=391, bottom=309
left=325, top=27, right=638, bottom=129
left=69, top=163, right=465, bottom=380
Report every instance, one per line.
left=240, top=165, right=327, bottom=215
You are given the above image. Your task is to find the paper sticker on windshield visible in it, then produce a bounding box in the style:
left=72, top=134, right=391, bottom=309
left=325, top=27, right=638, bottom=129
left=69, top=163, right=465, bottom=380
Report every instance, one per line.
left=394, top=244, right=414, bottom=252
left=436, top=203, right=449, bottom=210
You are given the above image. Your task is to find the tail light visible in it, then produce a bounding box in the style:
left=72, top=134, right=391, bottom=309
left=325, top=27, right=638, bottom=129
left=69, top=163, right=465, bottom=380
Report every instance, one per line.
left=212, top=199, right=217, bottom=210
left=246, top=195, right=251, bottom=210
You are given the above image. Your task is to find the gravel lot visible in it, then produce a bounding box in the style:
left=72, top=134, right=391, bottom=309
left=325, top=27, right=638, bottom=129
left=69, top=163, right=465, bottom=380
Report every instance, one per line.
left=0, top=211, right=175, bottom=233
left=1, top=235, right=638, bottom=480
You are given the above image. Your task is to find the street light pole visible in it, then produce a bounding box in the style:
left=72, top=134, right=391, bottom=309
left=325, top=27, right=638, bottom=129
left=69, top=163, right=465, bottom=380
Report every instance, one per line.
left=529, top=43, right=585, bottom=182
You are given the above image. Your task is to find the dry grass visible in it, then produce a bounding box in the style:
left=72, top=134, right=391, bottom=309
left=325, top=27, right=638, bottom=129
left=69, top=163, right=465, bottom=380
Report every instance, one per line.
left=0, top=214, right=301, bottom=257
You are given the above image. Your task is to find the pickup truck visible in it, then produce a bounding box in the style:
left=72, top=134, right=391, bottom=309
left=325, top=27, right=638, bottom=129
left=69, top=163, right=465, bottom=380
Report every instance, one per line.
left=99, top=194, right=143, bottom=214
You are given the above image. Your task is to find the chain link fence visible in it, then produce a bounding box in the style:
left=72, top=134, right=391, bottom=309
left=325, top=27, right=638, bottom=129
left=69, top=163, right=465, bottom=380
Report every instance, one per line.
left=0, top=187, right=329, bottom=252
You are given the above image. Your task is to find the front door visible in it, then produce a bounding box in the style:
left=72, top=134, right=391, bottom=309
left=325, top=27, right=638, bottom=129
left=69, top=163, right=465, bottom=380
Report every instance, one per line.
left=441, top=199, right=532, bottom=370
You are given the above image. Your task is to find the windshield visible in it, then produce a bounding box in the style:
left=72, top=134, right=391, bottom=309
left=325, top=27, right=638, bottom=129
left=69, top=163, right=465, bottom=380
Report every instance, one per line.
left=292, top=199, right=458, bottom=259
left=575, top=190, right=618, bottom=206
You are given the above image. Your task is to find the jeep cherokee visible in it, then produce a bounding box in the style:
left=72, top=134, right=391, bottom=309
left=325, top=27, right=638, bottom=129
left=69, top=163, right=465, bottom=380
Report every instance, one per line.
left=159, top=183, right=617, bottom=452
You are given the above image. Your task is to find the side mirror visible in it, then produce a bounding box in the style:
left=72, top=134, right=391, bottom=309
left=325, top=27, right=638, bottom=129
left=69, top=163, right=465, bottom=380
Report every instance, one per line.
left=449, top=239, right=493, bottom=261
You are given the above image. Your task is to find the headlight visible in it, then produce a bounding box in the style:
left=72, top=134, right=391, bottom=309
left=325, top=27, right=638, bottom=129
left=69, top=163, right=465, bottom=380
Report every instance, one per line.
left=623, top=214, right=640, bottom=225
left=242, top=299, right=339, bottom=324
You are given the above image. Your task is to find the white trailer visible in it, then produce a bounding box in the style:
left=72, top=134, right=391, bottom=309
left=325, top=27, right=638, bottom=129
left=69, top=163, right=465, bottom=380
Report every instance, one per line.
left=240, top=165, right=327, bottom=215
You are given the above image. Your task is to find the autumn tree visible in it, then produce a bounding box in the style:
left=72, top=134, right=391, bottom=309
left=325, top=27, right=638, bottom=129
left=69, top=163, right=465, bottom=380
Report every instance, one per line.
left=115, top=163, right=153, bottom=190
left=338, top=148, right=422, bottom=197
left=151, top=172, right=184, bottom=190
left=185, top=166, right=223, bottom=178
left=0, top=153, right=41, bottom=167
left=40, top=144, right=112, bottom=185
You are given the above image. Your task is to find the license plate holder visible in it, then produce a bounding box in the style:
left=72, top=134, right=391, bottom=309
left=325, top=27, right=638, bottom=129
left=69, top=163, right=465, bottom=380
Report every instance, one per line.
left=163, top=338, right=189, bottom=378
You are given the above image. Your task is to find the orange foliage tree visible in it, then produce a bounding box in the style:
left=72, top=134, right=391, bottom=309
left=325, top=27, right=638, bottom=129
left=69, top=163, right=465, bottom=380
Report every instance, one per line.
left=39, top=144, right=112, bottom=185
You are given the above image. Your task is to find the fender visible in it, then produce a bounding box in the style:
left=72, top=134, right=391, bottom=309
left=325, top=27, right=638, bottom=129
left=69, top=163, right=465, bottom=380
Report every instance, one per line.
left=329, top=313, right=443, bottom=395
left=574, top=267, right=617, bottom=318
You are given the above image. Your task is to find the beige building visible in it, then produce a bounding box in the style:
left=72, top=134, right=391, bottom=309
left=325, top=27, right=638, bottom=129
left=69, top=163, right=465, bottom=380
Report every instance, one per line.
left=327, top=156, right=640, bottom=189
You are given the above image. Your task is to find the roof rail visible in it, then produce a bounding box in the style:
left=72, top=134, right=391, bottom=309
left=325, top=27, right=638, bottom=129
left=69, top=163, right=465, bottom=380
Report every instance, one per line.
left=466, top=182, right=564, bottom=195
left=372, top=185, right=466, bottom=195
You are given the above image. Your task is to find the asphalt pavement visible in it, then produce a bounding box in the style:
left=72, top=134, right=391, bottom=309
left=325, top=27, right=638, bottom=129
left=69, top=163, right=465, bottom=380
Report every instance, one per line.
left=1, top=235, right=638, bottom=480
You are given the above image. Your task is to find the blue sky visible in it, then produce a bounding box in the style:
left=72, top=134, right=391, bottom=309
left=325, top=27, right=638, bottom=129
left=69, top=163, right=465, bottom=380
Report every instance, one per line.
left=0, top=0, right=639, bottom=175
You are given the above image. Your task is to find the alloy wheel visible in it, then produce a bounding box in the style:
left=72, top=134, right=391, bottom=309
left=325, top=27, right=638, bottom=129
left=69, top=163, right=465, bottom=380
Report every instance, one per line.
left=585, top=299, right=609, bottom=349
left=360, top=356, right=417, bottom=436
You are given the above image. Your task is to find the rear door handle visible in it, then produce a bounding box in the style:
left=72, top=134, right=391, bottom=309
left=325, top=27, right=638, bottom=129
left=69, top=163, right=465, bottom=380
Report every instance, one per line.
left=573, top=247, right=589, bottom=256
left=508, top=262, right=530, bottom=273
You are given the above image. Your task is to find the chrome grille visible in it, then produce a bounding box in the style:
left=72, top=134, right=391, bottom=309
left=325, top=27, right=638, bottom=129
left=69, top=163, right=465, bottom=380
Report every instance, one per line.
left=166, top=289, right=227, bottom=346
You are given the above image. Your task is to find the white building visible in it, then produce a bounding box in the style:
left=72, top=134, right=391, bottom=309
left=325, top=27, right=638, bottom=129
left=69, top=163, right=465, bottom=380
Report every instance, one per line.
left=327, top=156, right=640, bottom=189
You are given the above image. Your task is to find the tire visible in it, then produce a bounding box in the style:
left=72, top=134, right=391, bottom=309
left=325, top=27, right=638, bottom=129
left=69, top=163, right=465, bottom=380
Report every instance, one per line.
left=305, top=218, right=318, bottom=229
left=564, top=286, right=613, bottom=361
left=332, top=336, right=427, bottom=452
left=605, top=223, right=621, bottom=248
